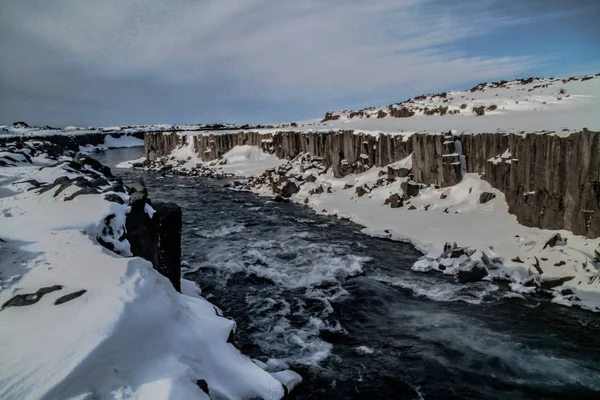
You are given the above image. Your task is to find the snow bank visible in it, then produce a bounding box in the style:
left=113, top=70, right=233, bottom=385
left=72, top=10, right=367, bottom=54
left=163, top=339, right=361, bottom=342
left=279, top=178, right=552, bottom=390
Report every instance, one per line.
left=104, top=135, right=144, bottom=149
left=0, top=142, right=300, bottom=399
left=208, top=145, right=287, bottom=177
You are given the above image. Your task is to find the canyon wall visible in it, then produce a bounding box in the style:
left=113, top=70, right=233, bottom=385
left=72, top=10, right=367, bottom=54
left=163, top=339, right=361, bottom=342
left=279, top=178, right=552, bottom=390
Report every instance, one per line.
left=145, top=129, right=600, bottom=237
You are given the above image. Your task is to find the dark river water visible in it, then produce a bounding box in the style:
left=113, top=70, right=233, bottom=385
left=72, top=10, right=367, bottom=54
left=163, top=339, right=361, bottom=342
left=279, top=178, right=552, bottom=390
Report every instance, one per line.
left=99, top=148, right=600, bottom=400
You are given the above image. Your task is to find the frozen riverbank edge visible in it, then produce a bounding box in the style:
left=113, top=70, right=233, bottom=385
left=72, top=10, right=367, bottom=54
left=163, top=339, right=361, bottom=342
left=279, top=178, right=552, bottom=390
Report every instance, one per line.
left=141, top=137, right=600, bottom=314
left=0, top=139, right=300, bottom=399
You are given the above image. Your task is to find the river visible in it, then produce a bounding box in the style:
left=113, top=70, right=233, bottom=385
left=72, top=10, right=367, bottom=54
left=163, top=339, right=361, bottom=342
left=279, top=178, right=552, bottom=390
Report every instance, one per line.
left=98, top=148, right=600, bottom=399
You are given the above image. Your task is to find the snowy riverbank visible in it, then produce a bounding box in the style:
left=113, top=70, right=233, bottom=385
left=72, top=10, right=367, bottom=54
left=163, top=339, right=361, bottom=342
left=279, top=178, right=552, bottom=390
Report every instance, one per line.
left=0, top=140, right=300, bottom=399
left=139, top=137, right=600, bottom=313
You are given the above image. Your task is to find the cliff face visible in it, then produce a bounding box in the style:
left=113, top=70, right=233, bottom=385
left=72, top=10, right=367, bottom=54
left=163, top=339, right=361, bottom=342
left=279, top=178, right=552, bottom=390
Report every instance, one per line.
left=145, top=130, right=600, bottom=237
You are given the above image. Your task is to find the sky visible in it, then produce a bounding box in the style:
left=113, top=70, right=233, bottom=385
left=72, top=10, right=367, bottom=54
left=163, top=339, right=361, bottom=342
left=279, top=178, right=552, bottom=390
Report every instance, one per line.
left=0, top=0, right=599, bottom=127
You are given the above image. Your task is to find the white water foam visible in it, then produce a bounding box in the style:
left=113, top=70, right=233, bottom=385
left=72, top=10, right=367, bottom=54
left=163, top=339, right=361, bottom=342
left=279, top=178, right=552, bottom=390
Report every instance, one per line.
left=371, top=274, right=501, bottom=305
left=195, top=223, right=246, bottom=238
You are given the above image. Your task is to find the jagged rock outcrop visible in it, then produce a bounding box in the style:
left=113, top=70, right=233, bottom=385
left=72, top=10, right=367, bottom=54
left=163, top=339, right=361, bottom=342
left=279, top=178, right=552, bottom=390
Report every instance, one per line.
left=145, top=129, right=600, bottom=237
left=125, top=181, right=183, bottom=292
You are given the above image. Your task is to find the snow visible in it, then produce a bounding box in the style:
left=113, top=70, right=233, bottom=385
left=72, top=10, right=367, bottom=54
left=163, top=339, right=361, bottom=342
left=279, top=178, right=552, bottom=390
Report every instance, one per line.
left=308, top=75, right=600, bottom=134
left=208, top=145, right=287, bottom=177
left=104, top=135, right=144, bottom=149
left=116, top=156, right=147, bottom=169
left=0, top=143, right=299, bottom=399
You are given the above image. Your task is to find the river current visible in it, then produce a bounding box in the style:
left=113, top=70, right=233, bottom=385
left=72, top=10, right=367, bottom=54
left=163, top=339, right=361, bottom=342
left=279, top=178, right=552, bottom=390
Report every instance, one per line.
left=99, top=148, right=600, bottom=400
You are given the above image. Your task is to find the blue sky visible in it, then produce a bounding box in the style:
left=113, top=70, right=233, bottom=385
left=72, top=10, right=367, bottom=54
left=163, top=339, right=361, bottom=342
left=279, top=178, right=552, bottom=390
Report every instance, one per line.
left=0, top=0, right=598, bottom=127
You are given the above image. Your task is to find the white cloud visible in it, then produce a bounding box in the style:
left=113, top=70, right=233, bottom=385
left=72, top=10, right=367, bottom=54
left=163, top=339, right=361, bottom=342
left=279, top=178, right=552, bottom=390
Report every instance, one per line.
left=0, top=0, right=591, bottom=124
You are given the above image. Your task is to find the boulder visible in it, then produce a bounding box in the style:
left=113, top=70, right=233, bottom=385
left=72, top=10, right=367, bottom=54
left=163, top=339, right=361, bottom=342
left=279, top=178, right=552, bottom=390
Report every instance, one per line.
left=64, top=187, right=99, bottom=201
left=54, top=290, right=87, bottom=305
left=305, top=174, right=317, bottom=183
left=2, top=285, right=63, bottom=310
left=309, top=185, right=324, bottom=195
left=387, top=165, right=411, bottom=179
left=280, top=181, right=299, bottom=198
left=401, top=181, right=420, bottom=197
left=479, top=192, right=496, bottom=204
left=384, top=193, right=404, bottom=208
left=73, top=154, right=112, bottom=178
left=456, top=261, right=488, bottom=283
left=153, top=202, right=183, bottom=293
left=355, top=186, right=368, bottom=197
left=539, top=275, right=574, bottom=289
left=104, top=194, right=125, bottom=204
left=543, top=233, right=567, bottom=249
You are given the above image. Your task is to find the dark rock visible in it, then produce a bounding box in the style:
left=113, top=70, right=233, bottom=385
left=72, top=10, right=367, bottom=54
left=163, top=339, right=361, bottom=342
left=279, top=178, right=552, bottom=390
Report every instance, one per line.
left=343, top=183, right=354, bottom=190
left=310, top=185, right=324, bottom=195
left=384, top=193, right=404, bottom=208
left=54, top=290, right=87, bottom=305
left=560, top=288, right=575, bottom=296
left=387, top=165, right=411, bottom=179
left=37, top=176, right=71, bottom=195
left=129, top=191, right=148, bottom=207
left=355, top=186, right=368, bottom=197
left=511, top=256, right=524, bottom=263
left=273, top=195, right=289, bottom=202
left=543, top=233, right=567, bottom=249
left=129, top=181, right=148, bottom=195
left=64, top=187, right=99, bottom=201
left=305, top=174, right=317, bottom=183
left=2, top=285, right=63, bottom=310
left=456, top=261, right=488, bottom=283
left=401, top=181, right=420, bottom=197
left=554, top=261, right=566, bottom=267
left=102, top=183, right=126, bottom=194
left=479, top=192, right=496, bottom=204
left=89, top=178, right=109, bottom=188
left=15, top=179, right=42, bottom=188
left=540, top=275, right=574, bottom=289
left=408, top=205, right=417, bottom=210
left=280, top=181, right=299, bottom=198
left=152, top=202, right=183, bottom=292
left=104, top=194, right=125, bottom=204
left=73, top=154, right=112, bottom=177
left=196, top=380, right=209, bottom=395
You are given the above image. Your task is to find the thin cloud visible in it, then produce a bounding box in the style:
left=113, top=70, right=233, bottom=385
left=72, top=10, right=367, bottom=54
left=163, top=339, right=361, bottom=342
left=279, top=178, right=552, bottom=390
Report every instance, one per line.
left=0, top=0, right=596, bottom=125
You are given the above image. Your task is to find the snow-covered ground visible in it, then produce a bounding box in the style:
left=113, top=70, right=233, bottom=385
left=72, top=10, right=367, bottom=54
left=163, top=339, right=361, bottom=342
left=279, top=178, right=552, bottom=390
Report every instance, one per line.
left=79, top=135, right=144, bottom=154
left=310, top=74, right=600, bottom=134
left=0, top=141, right=299, bottom=399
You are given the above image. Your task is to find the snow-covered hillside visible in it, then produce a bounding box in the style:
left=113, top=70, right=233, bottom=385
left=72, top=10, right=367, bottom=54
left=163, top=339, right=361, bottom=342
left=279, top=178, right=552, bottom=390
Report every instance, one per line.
left=304, top=74, right=600, bottom=134
left=0, top=141, right=300, bottom=399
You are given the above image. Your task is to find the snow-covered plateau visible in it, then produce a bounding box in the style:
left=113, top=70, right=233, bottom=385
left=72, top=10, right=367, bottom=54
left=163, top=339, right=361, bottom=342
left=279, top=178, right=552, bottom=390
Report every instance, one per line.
left=0, top=140, right=300, bottom=399
left=140, top=74, right=600, bottom=312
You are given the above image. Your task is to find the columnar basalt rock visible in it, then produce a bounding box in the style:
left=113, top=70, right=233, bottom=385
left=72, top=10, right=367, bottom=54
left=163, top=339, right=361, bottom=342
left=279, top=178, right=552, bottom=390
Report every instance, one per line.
left=145, top=129, right=600, bottom=237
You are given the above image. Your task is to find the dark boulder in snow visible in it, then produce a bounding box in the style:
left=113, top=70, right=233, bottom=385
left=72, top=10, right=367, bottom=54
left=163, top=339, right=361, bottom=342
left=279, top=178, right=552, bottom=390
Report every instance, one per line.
left=104, top=193, right=125, bottom=204
left=355, top=186, right=368, bottom=197
left=401, top=180, right=420, bottom=197
left=64, top=187, right=99, bottom=201
left=305, top=174, right=317, bottom=183
left=387, top=165, right=411, bottom=180
left=279, top=181, right=299, bottom=198
left=54, top=290, right=87, bottom=305
left=102, top=183, right=126, bottom=194
left=153, top=202, right=183, bottom=293
left=539, top=275, right=574, bottom=289
left=456, top=261, right=488, bottom=283
left=2, top=285, right=63, bottom=310
left=384, top=193, right=404, bottom=208
left=73, top=154, right=112, bottom=178
left=479, top=192, right=496, bottom=204
left=543, top=233, right=567, bottom=249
